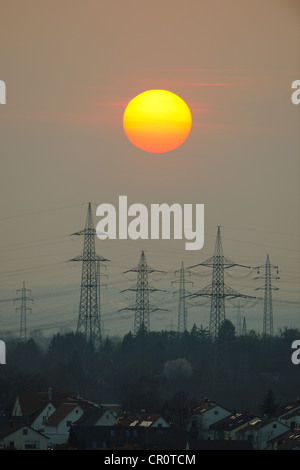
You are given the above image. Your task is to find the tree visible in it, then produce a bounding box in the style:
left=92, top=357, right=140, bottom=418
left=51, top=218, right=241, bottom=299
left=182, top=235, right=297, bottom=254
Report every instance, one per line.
left=218, top=319, right=236, bottom=343
left=163, top=357, right=193, bottom=380
left=260, top=389, right=279, bottom=416
left=162, top=391, right=191, bottom=428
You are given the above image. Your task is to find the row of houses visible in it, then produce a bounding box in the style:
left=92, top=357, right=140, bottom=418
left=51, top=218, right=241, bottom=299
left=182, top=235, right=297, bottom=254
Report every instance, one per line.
left=0, top=388, right=300, bottom=450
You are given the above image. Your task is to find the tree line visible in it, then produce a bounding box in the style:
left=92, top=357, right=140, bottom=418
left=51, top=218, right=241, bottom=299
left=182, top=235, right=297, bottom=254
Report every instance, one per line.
left=0, top=320, right=299, bottom=420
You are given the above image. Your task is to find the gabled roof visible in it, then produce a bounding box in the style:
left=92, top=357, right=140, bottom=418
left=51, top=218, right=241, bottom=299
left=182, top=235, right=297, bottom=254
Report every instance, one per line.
left=15, top=391, right=74, bottom=418
left=278, top=431, right=300, bottom=450
left=13, top=391, right=93, bottom=425
left=268, top=429, right=300, bottom=449
left=0, top=421, right=48, bottom=441
left=190, top=398, right=231, bottom=416
left=117, top=413, right=167, bottom=427
left=72, top=407, right=109, bottom=426
left=272, top=400, right=300, bottom=419
left=235, top=417, right=276, bottom=434
left=44, top=403, right=81, bottom=427
left=209, top=412, right=256, bottom=432
left=279, top=407, right=300, bottom=420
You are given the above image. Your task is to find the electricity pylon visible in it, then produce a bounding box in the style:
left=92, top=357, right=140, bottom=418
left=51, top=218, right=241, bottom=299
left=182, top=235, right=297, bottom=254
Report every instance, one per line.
left=15, top=282, right=33, bottom=341
left=171, top=262, right=193, bottom=333
left=120, top=250, right=166, bottom=335
left=69, top=203, right=109, bottom=348
left=188, top=226, right=255, bottom=339
left=236, top=301, right=242, bottom=336
left=242, top=316, right=247, bottom=336
left=254, top=254, right=279, bottom=337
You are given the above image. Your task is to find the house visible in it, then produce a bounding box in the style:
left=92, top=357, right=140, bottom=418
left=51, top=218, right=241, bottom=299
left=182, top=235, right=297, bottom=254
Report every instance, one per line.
left=267, top=430, right=300, bottom=450
left=0, top=420, right=49, bottom=450
left=278, top=408, right=300, bottom=431
left=43, top=402, right=85, bottom=447
left=68, top=425, right=186, bottom=450
left=274, top=401, right=300, bottom=430
left=117, top=412, right=169, bottom=428
left=187, top=398, right=232, bottom=439
left=209, top=412, right=259, bottom=441
left=11, top=388, right=77, bottom=432
left=235, top=417, right=290, bottom=450
left=277, top=431, right=300, bottom=450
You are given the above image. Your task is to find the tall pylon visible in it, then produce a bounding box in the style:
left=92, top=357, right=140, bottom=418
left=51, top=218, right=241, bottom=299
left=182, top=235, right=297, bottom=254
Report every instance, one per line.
left=188, top=226, right=255, bottom=339
left=120, top=250, right=166, bottom=335
left=171, top=262, right=193, bottom=333
left=69, top=203, right=109, bottom=348
left=254, top=254, right=279, bottom=337
left=15, top=282, right=33, bottom=341
left=236, top=301, right=242, bottom=336
left=242, top=316, right=247, bottom=336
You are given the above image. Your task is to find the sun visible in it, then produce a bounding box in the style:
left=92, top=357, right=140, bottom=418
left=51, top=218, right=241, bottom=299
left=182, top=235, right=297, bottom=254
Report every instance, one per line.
left=123, top=90, right=192, bottom=153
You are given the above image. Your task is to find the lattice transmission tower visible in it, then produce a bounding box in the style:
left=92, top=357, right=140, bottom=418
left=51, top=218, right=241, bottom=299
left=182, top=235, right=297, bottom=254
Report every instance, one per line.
left=254, top=254, right=279, bottom=337
left=171, top=262, right=193, bottom=333
left=69, top=203, right=109, bottom=348
left=188, top=226, right=255, bottom=339
left=242, top=316, right=247, bottom=336
left=120, top=250, right=166, bottom=335
left=15, top=282, right=33, bottom=341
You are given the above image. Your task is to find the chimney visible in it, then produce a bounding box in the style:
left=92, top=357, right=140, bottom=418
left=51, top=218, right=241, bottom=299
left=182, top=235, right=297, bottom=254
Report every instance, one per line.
left=48, top=387, right=52, bottom=402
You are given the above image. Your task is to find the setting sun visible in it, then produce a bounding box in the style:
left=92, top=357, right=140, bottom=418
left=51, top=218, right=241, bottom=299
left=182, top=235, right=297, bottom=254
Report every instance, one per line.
left=123, top=90, right=192, bottom=153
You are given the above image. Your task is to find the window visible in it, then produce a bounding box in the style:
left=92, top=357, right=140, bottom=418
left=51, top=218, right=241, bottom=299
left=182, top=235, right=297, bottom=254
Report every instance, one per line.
left=67, top=420, right=72, bottom=427
left=23, top=429, right=28, bottom=435
left=25, top=441, right=40, bottom=450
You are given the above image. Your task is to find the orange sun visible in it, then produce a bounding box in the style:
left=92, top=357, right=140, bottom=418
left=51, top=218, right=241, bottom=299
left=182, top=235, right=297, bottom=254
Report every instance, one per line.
left=123, top=89, right=192, bottom=153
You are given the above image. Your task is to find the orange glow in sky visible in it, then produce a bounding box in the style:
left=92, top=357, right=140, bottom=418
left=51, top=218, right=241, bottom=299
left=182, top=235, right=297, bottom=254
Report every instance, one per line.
left=123, top=90, right=192, bottom=153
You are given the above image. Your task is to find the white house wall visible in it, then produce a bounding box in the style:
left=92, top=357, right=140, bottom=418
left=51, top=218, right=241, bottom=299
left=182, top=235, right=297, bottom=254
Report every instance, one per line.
left=44, top=406, right=84, bottom=446
left=0, top=426, right=48, bottom=450
left=96, top=410, right=117, bottom=426
left=32, top=403, right=56, bottom=431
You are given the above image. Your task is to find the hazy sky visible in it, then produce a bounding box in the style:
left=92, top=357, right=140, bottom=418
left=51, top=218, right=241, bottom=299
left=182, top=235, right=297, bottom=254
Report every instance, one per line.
left=0, top=0, right=299, bottom=337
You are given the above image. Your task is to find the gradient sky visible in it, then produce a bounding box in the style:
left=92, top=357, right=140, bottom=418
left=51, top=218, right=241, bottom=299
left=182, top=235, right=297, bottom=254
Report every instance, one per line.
left=0, top=0, right=299, bottom=337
